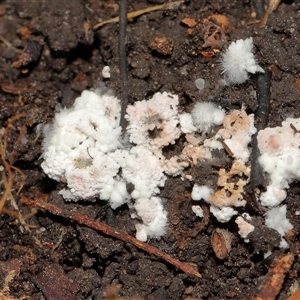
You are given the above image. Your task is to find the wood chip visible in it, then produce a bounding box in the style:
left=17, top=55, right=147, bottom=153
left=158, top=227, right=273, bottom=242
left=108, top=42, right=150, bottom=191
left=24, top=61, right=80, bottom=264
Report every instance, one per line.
left=286, top=290, right=300, bottom=300
left=251, top=252, right=294, bottom=300
left=211, top=228, right=232, bottom=260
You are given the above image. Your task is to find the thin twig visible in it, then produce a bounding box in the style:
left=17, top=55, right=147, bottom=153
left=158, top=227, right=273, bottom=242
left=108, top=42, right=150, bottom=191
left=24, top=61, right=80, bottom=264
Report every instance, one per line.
left=255, top=68, right=272, bottom=131
left=0, top=113, right=24, bottom=212
left=93, top=1, right=185, bottom=31
left=249, top=68, right=271, bottom=192
left=21, top=197, right=201, bottom=278
left=0, top=147, right=13, bottom=212
left=118, top=0, right=129, bottom=133
left=258, top=0, right=281, bottom=28
left=0, top=34, right=19, bottom=51
left=248, top=68, right=271, bottom=212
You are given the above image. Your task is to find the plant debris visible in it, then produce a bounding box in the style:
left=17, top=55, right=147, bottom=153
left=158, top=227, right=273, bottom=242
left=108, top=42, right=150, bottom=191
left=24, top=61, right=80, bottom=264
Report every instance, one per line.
left=21, top=196, right=201, bottom=278
left=251, top=252, right=294, bottom=300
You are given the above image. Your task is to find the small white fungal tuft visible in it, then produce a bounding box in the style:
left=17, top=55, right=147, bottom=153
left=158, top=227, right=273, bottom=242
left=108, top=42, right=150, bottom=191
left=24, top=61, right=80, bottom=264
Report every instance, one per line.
left=191, top=102, right=225, bottom=135
left=102, top=66, right=111, bottom=78
left=220, top=37, right=264, bottom=85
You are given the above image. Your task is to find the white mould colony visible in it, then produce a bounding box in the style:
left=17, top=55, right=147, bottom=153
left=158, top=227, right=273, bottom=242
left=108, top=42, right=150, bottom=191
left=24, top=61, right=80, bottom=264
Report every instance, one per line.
left=42, top=38, right=295, bottom=249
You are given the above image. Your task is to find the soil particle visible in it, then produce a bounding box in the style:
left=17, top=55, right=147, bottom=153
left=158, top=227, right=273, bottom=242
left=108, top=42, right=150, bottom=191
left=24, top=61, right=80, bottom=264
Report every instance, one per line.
left=150, top=36, right=174, bottom=56
left=119, top=258, right=173, bottom=298
left=78, top=226, right=125, bottom=260
left=129, top=53, right=151, bottom=79
left=248, top=225, right=281, bottom=253
left=37, top=0, right=88, bottom=52
left=68, top=268, right=102, bottom=297
left=32, top=264, right=79, bottom=300
left=12, top=40, right=42, bottom=70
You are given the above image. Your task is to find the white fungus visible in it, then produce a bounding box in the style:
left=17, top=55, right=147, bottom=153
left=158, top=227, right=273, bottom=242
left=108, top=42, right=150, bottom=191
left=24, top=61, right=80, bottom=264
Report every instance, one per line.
left=210, top=205, right=238, bottom=223
left=235, top=216, right=254, bottom=240
left=134, top=197, right=168, bottom=242
left=192, top=205, right=204, bottom=218
left=265, top=205, right=293, bottom=248
left=216, top=109, right=256, bottom=162
left=191, top=102, right=225, bottom=135
left=191, top=184, right=213, bottom=202
left=121, top=145, right=166, bottom=200
left=41, top=89, right=122, bottom=184
left=41, top=88, right=177, bottom=241
left=220, top=37, right=264, bottom=85
left=257, top=117, right=300, bottom=207
left=41, top=84, right=296, bottom=247
left=126, top=92, right=180, bottom=149
left=163, top=155, right=189, bottom=177
left=179, top=113, right=196, bottom=134
left=102, top=66, right=111, bottom=78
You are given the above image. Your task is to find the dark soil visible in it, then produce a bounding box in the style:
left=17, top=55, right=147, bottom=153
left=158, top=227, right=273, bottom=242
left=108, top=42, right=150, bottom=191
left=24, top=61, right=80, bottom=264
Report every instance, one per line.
left=1, top=1, right=300, bottom=299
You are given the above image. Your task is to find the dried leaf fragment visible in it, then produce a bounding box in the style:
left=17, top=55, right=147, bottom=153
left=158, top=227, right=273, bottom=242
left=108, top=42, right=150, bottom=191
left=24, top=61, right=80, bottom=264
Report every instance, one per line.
left=202, top=18, right=227, bottom=49
left=210, top=160, right=249, bottom=208
left=181, top=17, right=197, bottom=28
left=181, top=17, right=197, bottom=34
left=206, top=14, right=229, bottom=33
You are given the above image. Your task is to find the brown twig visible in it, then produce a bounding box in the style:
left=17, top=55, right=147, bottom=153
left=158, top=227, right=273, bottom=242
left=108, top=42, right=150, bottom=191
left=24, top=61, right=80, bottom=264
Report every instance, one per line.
left=251, top=252, right=294, bottom=300
left=0, top=113, right=25, bottom=212
left=258, top=0, right=281, bottom=28
left=248, top=68, right=271, bottom=210
left=21, top=196, right=201, bottom=278
left=93, top=1, right=185, bottom=31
